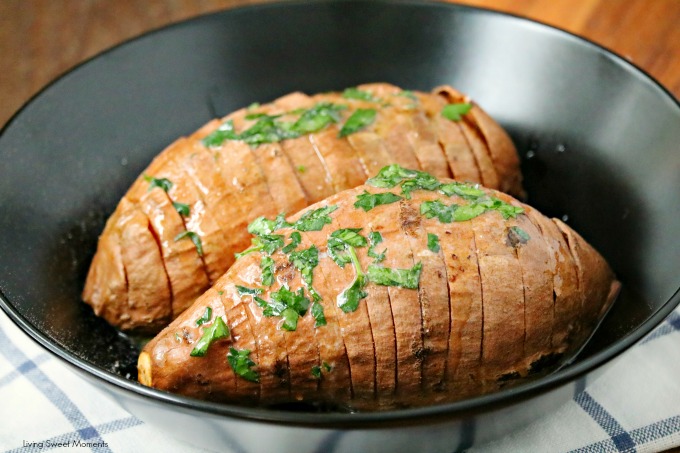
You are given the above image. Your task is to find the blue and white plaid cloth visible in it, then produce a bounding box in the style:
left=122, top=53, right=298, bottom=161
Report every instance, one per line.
left=1, top=309, right=679, bottom=453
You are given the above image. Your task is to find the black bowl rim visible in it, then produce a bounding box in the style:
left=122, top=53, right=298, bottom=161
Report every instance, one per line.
left=1, top=0, right=679, bottom=429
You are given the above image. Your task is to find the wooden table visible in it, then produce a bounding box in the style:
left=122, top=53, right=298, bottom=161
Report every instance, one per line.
left=1, top=0, right=679, bottom=129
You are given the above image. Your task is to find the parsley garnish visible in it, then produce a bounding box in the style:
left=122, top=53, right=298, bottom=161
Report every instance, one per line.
left=239, top=114, right=300, bottom=147
left=260, top=256, right=276, bottom=286
left=172, top=201, right=190, bottom=217
left=397, top=90, right=418, bottom=102
left=282, top=232, right=301, bottom=254
left=367, top=262, right=422, bottom=289
left=366, top=164, right=419, bottom=188
left=339, top=108, right=377, bottom=137
left=291, top=102, right=345, bottom=134
left=367, top=231, right=386, bottom=262
left=248, top=214, right=290, bottom=236
left=329, top=229, right=369, bottom=313
left=235, top=234, right=284, bottom=259
left=311, top=301, right=327, bottom=327
left=400, top=172, right=441, bottom=199
left=174, top=231, right=203, bottom=256
left=508, top=226, right=531, bottom=247
left=439, top=182, right=486, bottom=200
left=354, top=191, right=403, bottom=211
left=311, top=365, right=322, bottom=379
left=367, top=165, right=441, bottom=199
left=293, top=205, right=338, bottom=231
left=201, top=120, right=239, bottom=148
left=227, top=348, right=259, bottom=382
left=297, top=165, right=306, bottom=173
left=427, top=233, right=440, bottom=253
left=420, top=198, right=523, bottom=223
left=201, top=103, right=346, bottom=149
left=256, top=286, right=310, bottom=331
left=441, top=102, right=472, bottom=121
left=337, top=254, right=368, bottom=313
left=328, top=229, right=368, bottom=267
left=190, top=316, right=230, bottom=357
left=342, top=87, right=379, bottom=102
left=235, top=285, right=263, bottom=297
left=289, top=246, right=321, bottom=301
left=143, top=175, right=173, bottom=192
left=195, top=307, right=212, bottom=326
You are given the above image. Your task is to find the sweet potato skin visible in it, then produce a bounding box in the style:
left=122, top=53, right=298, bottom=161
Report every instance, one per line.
left=139, top=178, right=618, bottom=411
left=84, top=84, right=524, bottom=334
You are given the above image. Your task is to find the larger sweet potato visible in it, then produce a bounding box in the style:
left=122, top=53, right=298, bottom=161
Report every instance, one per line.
left=138, top=166, right=618, bottom=410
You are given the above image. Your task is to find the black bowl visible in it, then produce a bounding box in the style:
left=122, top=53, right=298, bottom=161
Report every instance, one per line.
left=1, top=1, right=679, bottom=451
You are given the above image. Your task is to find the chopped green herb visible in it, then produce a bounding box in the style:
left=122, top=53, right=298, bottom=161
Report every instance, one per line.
left=342, top=87, right=379, bottom=102
left=367, top=164, right=489, bottom=201
left=420, top=200, right=455, bottom=223
left=172, top=201, right=190, bottom=217
left=421, top=197, right=524, bottom=223
left=282, top=232, right=302, bottom=254
left=367, top=231, right=386, bottom=262
left=439, top=182, right=486, bottom=200
left=201, top=120, right=239, bottom=148
left=239, top=114, right=299, bottom=147
left=311, top=365, right=322, bottom=379
left=190, top=316, right=230, bottom=357
left=339, top=108, right=377, bottom=137
left=203, top=103, right=347, bottom=148
left=244, top=112, right=274, bottom=120
left=257, top=286, right=310, bottom=331
left=400, top=172, right=441, bottom=199
left=451, top=203, right=487, bottom=222
left=235, top=234, right=284, bottom=259
left=293, top=205, right=338, bottom=231
left=235, top=285, right=263, bottom=297
left=441, top=102, right=472, bottom=121
left=367, top=262, right=422, bottom=289
left=337, top=246, right=368, bottom=313
left=291, top=102, right=345, bottom=134
left=261, top=256, right=276, bottom=286
left=248, top=214, right=291, bottom=236
left=297, top=165, right=307, bottom=173
left=328, top=228, right=367, bottom=267
left=174, top=332, right=181, bottom=342
left=247, top=102, right=261, bottom=111
left=427, top=233, right=440, bottom=253
left=218, top=291, right=224, bottom=296
left=367, top=164, right=419, bottom=188
left=491, top=199, right=525, bottom=219
left=289, top=246, right=321, bottom=301
left=311, top=301, right=327, bottom=327
left=280, top=307, right=299, bottom=331
left=354, top=190, right=403, bottom=211
left=174, top=231, right=203, bottom=256
left=227, top=347, right=259, bottom=382
left=508, top=226, right=531, bottom=247
left=323, top=361, right=332, bottom=372
left=143, top=175, right=173, bottom=192
left=397, top=90, right=418, bottom=102
left=195, top=307, right=212, bottom=326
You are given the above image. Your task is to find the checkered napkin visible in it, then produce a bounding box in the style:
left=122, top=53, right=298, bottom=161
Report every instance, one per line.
left=1, top=309, right=679, bottom=453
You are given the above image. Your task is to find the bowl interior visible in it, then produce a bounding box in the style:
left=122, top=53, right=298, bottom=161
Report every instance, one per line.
left=0, top=0, right=679, bottom=418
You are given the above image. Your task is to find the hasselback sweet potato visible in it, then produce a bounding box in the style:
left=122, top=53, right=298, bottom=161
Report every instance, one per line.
left=83, top=83, right=523, bottom=333
left=138, top=166, right=618, bottom=410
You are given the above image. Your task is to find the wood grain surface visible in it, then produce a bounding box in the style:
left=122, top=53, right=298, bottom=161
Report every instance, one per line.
left=1, top=0, right=679, bottom=128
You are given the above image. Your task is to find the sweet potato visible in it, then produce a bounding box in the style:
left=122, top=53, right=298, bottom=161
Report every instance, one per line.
left=84, top=84, right=524, bottom=333
left=138, top=166, right=618, bottom=410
